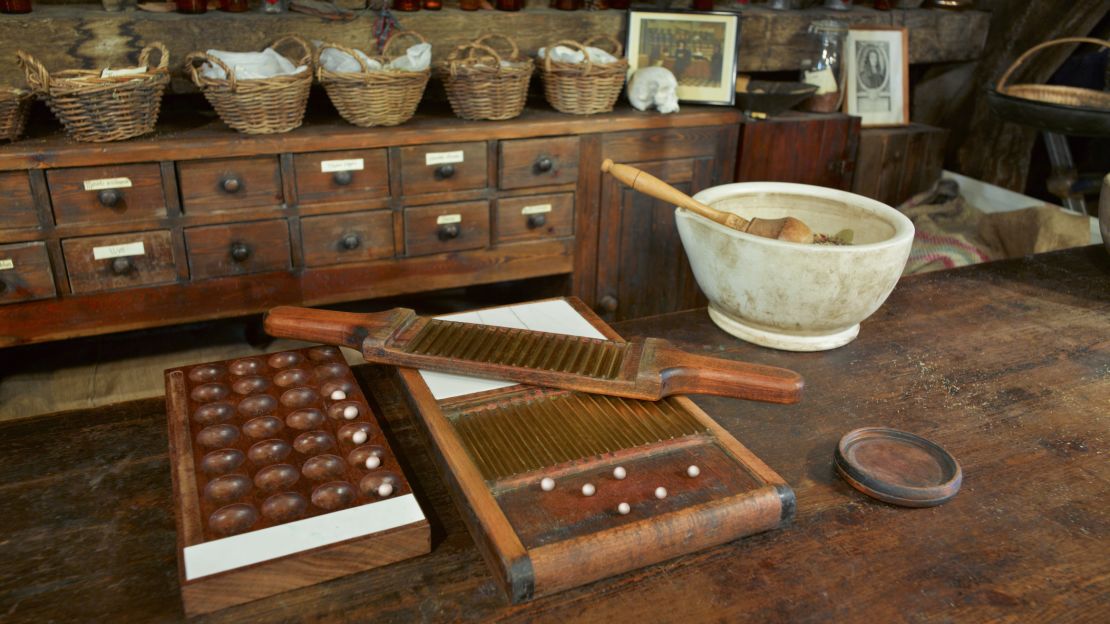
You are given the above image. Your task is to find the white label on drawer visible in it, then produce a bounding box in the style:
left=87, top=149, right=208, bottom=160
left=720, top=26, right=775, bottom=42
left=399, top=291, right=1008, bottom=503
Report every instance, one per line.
left=0, top=259, right=13, bottom=271
left=436, top=214, right=462, bottom=225
left=83, top=177, right=132, bottom=191
left=100, top=66, right=148, bottom=79
left=93, top=241, right=145, bottom=260
left=320, top=158, right=364, bottom=173
left=521, top=203, right=552, bottom=215
left=425, top=151, right=465, bottom=166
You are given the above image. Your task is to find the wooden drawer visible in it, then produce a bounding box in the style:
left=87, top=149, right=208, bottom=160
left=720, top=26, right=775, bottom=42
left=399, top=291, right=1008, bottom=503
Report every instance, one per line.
left=493, top=193, right=574, bottom=244
left=498, top=136, right=579, bottom=190
left=62, top=230, right=177, bottom=295
left=293, top=149, right=389, bottom=206
left=301, top=211, right=394, bottom=267
left=398, top=142, right=487, bottom=196
left=0, top=242, right=56, bottom=304
left=0, top=171, right=38, bottom=229
left=185, top=219, right=291, bottom=280
left=404, top=201, right=489, bottom=257
left=177, top=157, right=282, bottom=215
left=46, top=164, right=165, bottom=226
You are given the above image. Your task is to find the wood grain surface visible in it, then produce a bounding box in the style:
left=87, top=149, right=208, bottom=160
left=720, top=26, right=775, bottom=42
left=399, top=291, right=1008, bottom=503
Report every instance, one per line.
left=2, top=247, right=1105, bottom=621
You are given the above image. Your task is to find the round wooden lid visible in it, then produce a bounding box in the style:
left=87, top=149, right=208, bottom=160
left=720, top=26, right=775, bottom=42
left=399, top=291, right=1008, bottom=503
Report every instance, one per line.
left=834, top=427, right=962, bottom=507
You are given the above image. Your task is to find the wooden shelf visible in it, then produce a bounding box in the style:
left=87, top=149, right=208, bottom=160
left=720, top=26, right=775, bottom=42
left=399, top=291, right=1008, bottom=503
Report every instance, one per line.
left=0, top=5, right=988, bottom=90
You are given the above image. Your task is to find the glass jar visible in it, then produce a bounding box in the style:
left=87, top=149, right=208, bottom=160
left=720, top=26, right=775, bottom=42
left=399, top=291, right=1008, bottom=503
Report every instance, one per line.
left=393, top=0, right=420, bottom=10
left=177, top=0, right=208, bottom=13
left=497, top=0, right=523, bottom=10
left=554, top=0, right=580, bottom=9
left=608, top=0, right=629, bottom=8
left=261, top=0, right=284, bottom=12
left=459, top=0, right=481, bottom=8
left=799, top=20, right=847, bottom=113
left=0, top=0, right=32, bottom=13
left=691, top=0, right=713, bottom=9
left=423, top=0, right=442, bottom=9
left=220, top=0, right=248, bottom=11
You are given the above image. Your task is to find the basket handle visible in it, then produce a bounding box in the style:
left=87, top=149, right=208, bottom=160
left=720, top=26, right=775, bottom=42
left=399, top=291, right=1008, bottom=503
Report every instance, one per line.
left=16, top=50, right=50, bottom=94
left=382, top=30, right=426, bottom=58
left=139, top=41, right=170, bottom=71
left=544, top=40, right=594, bottom=75
left=473, top=33, right=520, bottom=62
left=314, top=42, right=373, bottom=79
left=997, top=37, right=1110, bottom=90
left=271, top=34, right=313, bottom=68
left=584, top=34, right=624, bottom=58
left=446, top=43, right=504, bottom=77
left=186, top=51, right=240, bottom=92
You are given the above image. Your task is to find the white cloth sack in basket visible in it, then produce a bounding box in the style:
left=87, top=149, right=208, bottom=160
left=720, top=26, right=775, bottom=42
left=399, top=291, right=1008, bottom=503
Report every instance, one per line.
left=537, top=45, right=618, bottom=65
left=201, top=48, right=308, bottom=80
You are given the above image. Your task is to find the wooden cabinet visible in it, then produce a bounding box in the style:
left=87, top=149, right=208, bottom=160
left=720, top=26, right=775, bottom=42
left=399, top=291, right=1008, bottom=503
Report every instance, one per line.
left=593, top=126, right=737, bottom=322
left=0, top=106, right=764, bottom=346
left=735, top=112, right=860, bottom=190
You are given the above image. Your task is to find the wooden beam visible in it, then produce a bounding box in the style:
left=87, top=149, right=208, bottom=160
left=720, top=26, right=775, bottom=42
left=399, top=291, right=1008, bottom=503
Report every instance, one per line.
left=0, top=5, right=989, bottom=92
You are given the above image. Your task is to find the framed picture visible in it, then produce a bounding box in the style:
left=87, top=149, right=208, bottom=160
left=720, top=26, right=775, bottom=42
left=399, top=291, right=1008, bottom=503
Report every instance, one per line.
left=626, top=10, right=741, bottom=106
left=844, top=26, right=909, bottom=126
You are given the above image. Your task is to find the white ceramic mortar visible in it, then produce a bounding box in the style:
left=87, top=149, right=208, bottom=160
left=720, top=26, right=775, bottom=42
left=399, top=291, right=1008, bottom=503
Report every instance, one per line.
left=676, top=182, right=915, bottom=351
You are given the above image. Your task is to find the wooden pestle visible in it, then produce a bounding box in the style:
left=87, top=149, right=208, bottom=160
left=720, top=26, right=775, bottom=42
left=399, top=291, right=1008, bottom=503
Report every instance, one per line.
left=601, top=159, right=814, bottom=244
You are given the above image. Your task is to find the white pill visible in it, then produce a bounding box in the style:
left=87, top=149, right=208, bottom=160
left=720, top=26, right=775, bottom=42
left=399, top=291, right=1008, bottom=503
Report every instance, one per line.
left=342, top=405, right=359, bottom=420
left=377, top=482, right=394, bottom=497
left=330, top=390, right=347, bottom=401
left=365, top=455, right=381, bottom=469
left=613, top=466, right=627, bottom=480
left=352, top=430, right=368, bottom=444
left=540, top=477, right=555, bottom=492
left=617, top=502, right=630, bottom=515
left=654, top=486, right=667, bottom=499
left=582, top=483, right=596, bottom=497
left=686, top=465, right=700, bottom=478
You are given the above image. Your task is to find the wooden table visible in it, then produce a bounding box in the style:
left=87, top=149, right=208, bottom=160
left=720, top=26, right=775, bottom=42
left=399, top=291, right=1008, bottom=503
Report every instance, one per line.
left=2, top=246, right=1107, bottom=622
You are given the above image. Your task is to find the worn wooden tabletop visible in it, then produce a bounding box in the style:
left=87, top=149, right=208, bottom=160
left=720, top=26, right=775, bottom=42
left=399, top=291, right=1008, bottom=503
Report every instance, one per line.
left=1, top=246, right=1107, bottom=623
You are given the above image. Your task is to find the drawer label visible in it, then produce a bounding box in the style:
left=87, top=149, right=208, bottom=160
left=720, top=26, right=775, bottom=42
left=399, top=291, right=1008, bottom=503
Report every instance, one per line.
left=83, top=177, right=133, bottom=191
left=425, top=151, right=465, bottom=166
left=0, top=259, right=13, bottom=271
left=436, top=214, right=462, bottom=225
left=521, top=203, right=553, bottom=215
left=320, top=158, right=364, bottom=173
left=93, top=241, right=145, bottom=260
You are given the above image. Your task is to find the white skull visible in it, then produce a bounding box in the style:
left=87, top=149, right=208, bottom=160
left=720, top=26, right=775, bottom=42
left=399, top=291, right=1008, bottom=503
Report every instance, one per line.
left=626, top=66, right=680, bottom=114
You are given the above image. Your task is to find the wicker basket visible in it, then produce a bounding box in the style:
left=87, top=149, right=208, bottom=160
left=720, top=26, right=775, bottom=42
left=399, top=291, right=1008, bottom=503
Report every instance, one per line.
left=0, top=89, right=32, bottom=142
left=539, top=35, right=628, bottom=115
left=187, top=36, right=313, bottom=135
left=439, top=34, right=533, bottom=121
left=316, top=32, right=430, bottom=128
left=16, top=43, right=169, bottom=143
left=997, top=37, right=1110, bottom=110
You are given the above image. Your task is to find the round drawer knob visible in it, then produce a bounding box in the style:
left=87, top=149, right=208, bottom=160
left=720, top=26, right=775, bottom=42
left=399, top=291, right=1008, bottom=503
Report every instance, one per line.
left=437, top=223, right=460, bottom=241
left=340, top=233, right=361, bottom=250
left=97, top=189, right=122, bottom=208
left=220, top=175, right=242, bottom=194
left=110, top=257, right=134, bottom=276
left=230, top=242, right=252, bottom=263
left=599, top=295, right=618, bottom=313
left=434, top=164, right=455, bottom=180
left=534, top=156, right=554, bottom=173
left=333, top=170, right=353, bottom=186
left=526, top=214, right=547, bottom=229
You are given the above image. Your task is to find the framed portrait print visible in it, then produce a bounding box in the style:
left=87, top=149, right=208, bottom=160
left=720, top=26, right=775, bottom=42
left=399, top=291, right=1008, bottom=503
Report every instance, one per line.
left=626, top=10, right=741, bottom=106
left=844, top=26, right=909, bottom=126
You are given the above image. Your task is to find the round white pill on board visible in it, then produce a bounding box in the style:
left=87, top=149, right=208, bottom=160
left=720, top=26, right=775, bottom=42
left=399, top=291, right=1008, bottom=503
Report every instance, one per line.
left=541, top=477, right=555, bottom=492
left=618, top=502, right=630, bottom=515
left=582, top=483, right=596, bottom=497
left=365, top=455, right=381, bottom=469
left=377, top=482, right=394, bottom=497
left=343, top=405, right=359, bottom=420
left=352, top=430, right=368, bottom=444
left=655, top=486, right=667, bottom=499
left=687, top=465, right=700, bottom=478
left=330, top=390, right=347, bottom=401
left=613, top=466, right=627, bottom=480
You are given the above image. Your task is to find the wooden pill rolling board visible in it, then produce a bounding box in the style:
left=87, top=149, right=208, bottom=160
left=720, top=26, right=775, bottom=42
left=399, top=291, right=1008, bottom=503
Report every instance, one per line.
left=396, top=297, right=795, bottom=603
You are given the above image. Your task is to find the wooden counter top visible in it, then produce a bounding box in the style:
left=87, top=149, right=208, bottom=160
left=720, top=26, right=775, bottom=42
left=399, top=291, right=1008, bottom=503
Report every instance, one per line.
left=1, top=246, right=1107, bottom=621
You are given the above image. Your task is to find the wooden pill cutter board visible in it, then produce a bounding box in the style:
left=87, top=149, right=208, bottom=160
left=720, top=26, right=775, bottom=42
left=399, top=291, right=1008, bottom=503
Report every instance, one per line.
left=397, top=297, right=795, bottom=603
